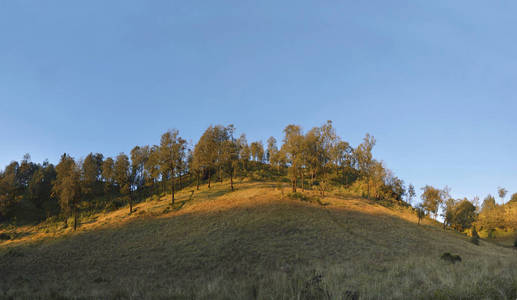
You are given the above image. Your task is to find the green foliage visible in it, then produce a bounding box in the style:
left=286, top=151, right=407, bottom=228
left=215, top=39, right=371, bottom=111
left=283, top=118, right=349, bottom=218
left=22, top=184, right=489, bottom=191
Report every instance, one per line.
left=420, top=185, right=443, bottom=218
left=0, top=121, right=424, bottom=226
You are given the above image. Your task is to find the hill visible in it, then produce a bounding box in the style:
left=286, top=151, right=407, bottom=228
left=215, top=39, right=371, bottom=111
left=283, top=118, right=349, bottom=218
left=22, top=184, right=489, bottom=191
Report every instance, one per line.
left=1, top=181, right=517, bottom=299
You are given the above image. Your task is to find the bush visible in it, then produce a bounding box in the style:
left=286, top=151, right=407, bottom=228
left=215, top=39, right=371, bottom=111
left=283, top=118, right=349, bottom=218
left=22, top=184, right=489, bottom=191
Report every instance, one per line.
left=440, top=252, right=462, bottom=264
left=513, top=237, right=517, bottom=248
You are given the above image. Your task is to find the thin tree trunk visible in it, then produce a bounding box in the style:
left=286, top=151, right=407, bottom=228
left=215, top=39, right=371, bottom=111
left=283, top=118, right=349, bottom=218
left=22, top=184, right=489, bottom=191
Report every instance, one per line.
left=230, top=170, right=234, bottom=191
left=129, top=192, right=133, bottom=214
left=196, top=172, right=200, bottom=190
left=73, top=207, right=78, bottom=231
left=208, top=169, right=211, bottom=189
left=171, top=177, right=175, bottom=205
left=367, top=176, right=370, bottom=199
left=301, top=168, right=304, bottom=191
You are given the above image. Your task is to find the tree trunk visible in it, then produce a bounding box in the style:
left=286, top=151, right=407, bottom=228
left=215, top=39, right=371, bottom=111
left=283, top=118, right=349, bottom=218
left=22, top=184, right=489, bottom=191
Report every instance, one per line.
left=129, top=193, right=133, bottom=214
left=179, top=173, right=182, bottom=190
left=196, top=172, right=200, bottom=190
left=230, top=171, right=234, bottom=191
left=208, top=169, right=211, bottom=189
left=301, top=168, right=304, bottom=191
left=73, top=207, right=78, bottom=231
left=367, top=176, right=371, bottom=200
left=171, top=177, right=175, bottom=205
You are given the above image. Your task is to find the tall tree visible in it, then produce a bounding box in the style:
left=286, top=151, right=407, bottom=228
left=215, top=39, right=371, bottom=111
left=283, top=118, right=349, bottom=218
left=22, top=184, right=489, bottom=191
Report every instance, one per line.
left=0, top=161, right=21, bottom=219
left=355, top=134, right=376, bottom=199
left=250, top=141, right=264, bottom=163
left=114, top=153, right=132, bottom=213
left=159, top=130, right=187, bottom=205
left=266, top=137, right=278, bottom=164
left=81, top=152, right=103, bottom=201
left=238, top=134, right=251, bottom=176
left=130, top=146, right=149, bottom=195
left=406, top=184, right=416, bottom=205
left=102, top=157, right=115, bottom=200
left=27, top=160, right=56, bottom=214
left=281, top=125, right=304, bottom=192
left=194, top=127, right=218, bottom=189
left=145, top=145, right=161, bottom=194
left=52, top=154, right=81, bottom=230
left=221, top=125, right=239, bottom=190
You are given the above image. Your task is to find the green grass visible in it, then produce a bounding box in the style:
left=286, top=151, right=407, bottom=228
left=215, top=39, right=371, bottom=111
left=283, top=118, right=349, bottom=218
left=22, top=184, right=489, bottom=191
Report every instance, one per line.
left=1, top=181, right=517, bottom=299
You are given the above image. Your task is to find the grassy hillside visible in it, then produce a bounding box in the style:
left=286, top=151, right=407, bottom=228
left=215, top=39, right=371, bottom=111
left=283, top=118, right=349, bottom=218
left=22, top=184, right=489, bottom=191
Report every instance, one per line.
left=1, top=181, right=517, bottom=299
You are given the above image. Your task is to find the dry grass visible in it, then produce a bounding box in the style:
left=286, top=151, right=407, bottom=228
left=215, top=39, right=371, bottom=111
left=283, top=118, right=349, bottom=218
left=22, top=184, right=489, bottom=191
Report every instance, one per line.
left=1, top=181, right=517, bottom=299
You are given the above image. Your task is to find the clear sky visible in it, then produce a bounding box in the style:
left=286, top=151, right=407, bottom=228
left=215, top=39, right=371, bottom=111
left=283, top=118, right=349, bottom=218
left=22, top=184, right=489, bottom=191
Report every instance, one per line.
left=1, top=1, right=516, bottom=203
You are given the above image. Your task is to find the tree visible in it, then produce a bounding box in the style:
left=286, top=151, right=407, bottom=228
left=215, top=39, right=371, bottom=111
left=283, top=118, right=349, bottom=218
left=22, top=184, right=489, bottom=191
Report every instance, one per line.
left=498, top=187, right=508, bottom=204
left=250, top=141, right=264, bottom=163
left=0, top=161, right=21, bottom=219
left=281, top=125, right=304, bottom=192
left=159, top=130, right=187, bottom=205
left=114, top=153, right=132, bottom=214
left=52, top=154, right=81, bottom=230
left=27, top=160, right=56, bottom=214
left=420, top=185, right=443, bottom=219
left=101, top=157, right=115, bottom=200
left=81, top=152, right=103, bottom=201
left=442, top=198, right=456, bottom=229
left=451, top=199, right=477, bottom=231
left=130, top=146, right=149, bottom=195
left=145, top=146, right=161, bottom=194
left=478, top=194, right=503, bottom=234
left=194, top=127, right=218, bottom=189
left=238, top=134, right=250, bottom=176
left=221, top=126, right=239, bottom=190
left=406, top=184, right=416, bottom=205
left=266, top=137, right=278, bottom=164
left=355, top=134, right=376, bottom=199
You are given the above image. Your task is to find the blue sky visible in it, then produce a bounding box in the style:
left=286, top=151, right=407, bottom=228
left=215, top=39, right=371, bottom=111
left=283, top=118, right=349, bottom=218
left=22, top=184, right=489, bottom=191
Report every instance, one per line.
left=1, top=1, right=516, bottom=203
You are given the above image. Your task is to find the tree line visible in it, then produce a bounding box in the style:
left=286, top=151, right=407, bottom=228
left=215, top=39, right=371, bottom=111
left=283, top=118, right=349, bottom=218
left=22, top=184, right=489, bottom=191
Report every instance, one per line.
left=2, top=120, right=514, bottom=235
left=417, top=185, right=517, bottom=236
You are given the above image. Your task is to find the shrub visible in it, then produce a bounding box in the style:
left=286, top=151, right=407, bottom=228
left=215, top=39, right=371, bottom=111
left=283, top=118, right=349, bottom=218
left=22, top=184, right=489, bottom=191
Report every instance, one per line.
left=440, top=252, right=462, bottom=264
left=513, top=237, right=517, bottom=248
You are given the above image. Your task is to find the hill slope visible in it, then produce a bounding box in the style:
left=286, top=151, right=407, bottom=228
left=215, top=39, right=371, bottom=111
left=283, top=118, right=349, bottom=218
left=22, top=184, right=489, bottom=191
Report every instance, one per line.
left=1, top=182, right=517, bottom=299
